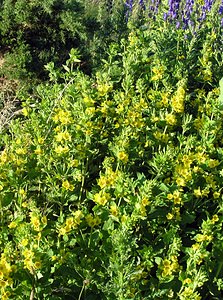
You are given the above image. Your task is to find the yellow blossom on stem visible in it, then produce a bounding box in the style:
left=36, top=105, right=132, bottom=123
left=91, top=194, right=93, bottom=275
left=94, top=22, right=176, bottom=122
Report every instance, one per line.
left=54, top=145, right=69, bottom=155
left=117, top=151, right=128, bottom=163
left=211, top=214, right=219, bottom=224
left=165, top=113, right=177, bottom=125
left=62, top=180, right=74, bottom=191
left=194, top=187, right=202, bottom=198
left=8, top=221, right=17, bottom=229
left=93, top=191, right=110, bottom=206
left=213, top=191, right=220, bottom=199
left=110, top=204, right=119, bottom=217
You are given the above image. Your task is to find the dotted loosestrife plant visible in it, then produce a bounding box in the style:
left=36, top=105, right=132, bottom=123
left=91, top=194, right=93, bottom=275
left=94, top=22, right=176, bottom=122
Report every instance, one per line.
left=1, top=9, right=223, bottom=300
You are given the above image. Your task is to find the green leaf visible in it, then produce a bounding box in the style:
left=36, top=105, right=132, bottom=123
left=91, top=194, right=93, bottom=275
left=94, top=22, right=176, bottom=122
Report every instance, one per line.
left=102, top=218, right=114, bottom=232
left=159, top=183, right=169, bottom=192
left=63, top=234, right=69, bottom=242
left=154, top=257, right=162, bottom=265
left=219, top=77, right=223, bottom=106
left=1, top=192, right=13, bottom=207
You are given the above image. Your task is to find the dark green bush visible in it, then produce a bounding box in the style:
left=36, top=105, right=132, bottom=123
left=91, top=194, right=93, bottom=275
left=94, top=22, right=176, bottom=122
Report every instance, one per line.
left=0, top=0, right=128, bottom=80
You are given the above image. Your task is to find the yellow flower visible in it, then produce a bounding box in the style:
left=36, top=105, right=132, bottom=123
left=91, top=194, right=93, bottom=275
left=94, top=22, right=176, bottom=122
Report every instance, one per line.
left=196, top=234, right=212, bottom=242
left=52, top=110, right=72, bottom=125
left=20, top=239, right=29, bottom=247
left=110, top=204, right=118, bottom=217
left=30, top=215, right=40, bottom=231
left=93, top=191, right=110, bottom=206
left=58, top=227, right=67, bottom=236
left=183, top=278, right=192, bottom=285
left=37, top=137, right=44, bottom=144
left=24, top=258, right=33, bottom=270
left=211, top=214, right=219, bottom=224
left=176, top=177, right=185, bottom=187
left=22, top=107, right=29, bottom=116
left=62, top=180, right=74, bottom=191
left=19, top=188, right=26, bottom=197
left=98, top=176, right=107, bottom=189
left=167, top=213, right=174, bottom=220
left=117, top=151, right=128, bottom=163
left=51, top=255, right=57, bottom=261
left=151, top=66, right=164, bottom=81
left=0, top=150, right=8, bottom=164
left=85, top=107, right=95, bottom=115
left=66, top=217, right=74, bottom=227
left=194, top=187, right=202, bottom=198
left=213, top=191, right=220, bottom=199
left=171, top=86, right=185, bottom=113
left=165, top=113, right=177, bottom=125
left=8, top=221, right=17, bottom=229
left=34, top=147, right=42, bottom=155
left=70, top=159, right=79, bottom=167
left=22, top=249, right=34, bottom=258
left=141, top=197, right=150, bottom=207
left=167, top=193, right=173, bottom=200
left=162, top=259, right=173, bottom=277
left=34, top=261, right=42, bottom=269
left=171, top=190, right=182, bottom=205
left=208, top=159, right=219, bottom=168
left=97, top=83, right=113, bottom=96
left=192, top=243, right=200, bottom=251
left=54, top=145, right=69, bottom=155
left=55, top=130, right=71, bottom=142
left=85, top=214, right=101, bottom=227
left=16, top=148, right=27, bottom=155
left=2, top=291, right=11, bottom=300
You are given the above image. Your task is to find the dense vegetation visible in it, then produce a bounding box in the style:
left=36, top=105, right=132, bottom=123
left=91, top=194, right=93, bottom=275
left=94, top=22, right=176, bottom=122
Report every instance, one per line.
left=1, top=0, right=223, bottom=299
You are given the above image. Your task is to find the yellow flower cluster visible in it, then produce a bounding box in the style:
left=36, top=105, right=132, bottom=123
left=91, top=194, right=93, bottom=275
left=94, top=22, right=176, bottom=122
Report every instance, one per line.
left=55, top=130, right=71, bottom=142
left=62, top=180, right=74, bottom=191
left=165, top=113, right=177, bottom=125
left=52, top=109, right=72, bottom=125
left=167, top=190, right=182, bottom=205
left=54, top=145, right=69, bottom=155
left=85, top=214, right=101, bottom=227
left=166, top=207, right=181, bottom=221
left=171, top=85, right=185, bottom=113
left=0, top=254, right=13, bottom=297
left=22, top=248, right=41, bottom=272
left=93, top=191, right=110, bottom=206
left=110, top=204, right=119, bottom=217
left=151, top=65, right=164, bottom=81
left=98, top=168, right=119, bottom=189
left=117, top=151, right=129, bottom=164
left=174, top=154, right=193, bottom=187
left=161, top=255, right=179, bottom=277
left=0, top=149, right=8, bottom=164
left=179, top=287, right=201, bottom=300
left=97, top=83, right=113, bottom=97
left=29, top=212, right=47, bottom=232
left=153, top=131, right=169, bottom=143
left=59, top=210, right=83, bottom=235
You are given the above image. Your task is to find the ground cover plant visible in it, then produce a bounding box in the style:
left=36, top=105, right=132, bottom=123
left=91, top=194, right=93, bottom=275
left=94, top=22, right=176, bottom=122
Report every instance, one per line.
left=1, top=0, right=223, bottom=299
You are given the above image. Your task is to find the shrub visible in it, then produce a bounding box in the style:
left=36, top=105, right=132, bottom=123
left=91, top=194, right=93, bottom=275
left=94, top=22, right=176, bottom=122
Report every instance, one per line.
left=0, top=0, right=128, bottom=80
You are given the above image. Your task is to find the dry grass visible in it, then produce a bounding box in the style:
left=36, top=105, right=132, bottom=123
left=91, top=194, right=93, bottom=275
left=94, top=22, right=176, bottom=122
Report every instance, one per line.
left=0, top=68, right=22, bottom=132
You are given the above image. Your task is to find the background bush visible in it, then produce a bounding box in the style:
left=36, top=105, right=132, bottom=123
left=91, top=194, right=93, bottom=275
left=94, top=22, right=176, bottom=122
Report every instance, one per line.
left=0, top=0, right=128, bottom=80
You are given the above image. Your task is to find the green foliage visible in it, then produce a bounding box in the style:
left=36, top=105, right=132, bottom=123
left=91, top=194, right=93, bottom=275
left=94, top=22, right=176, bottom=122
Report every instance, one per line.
left=1, top=1, right=223, bottom=300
